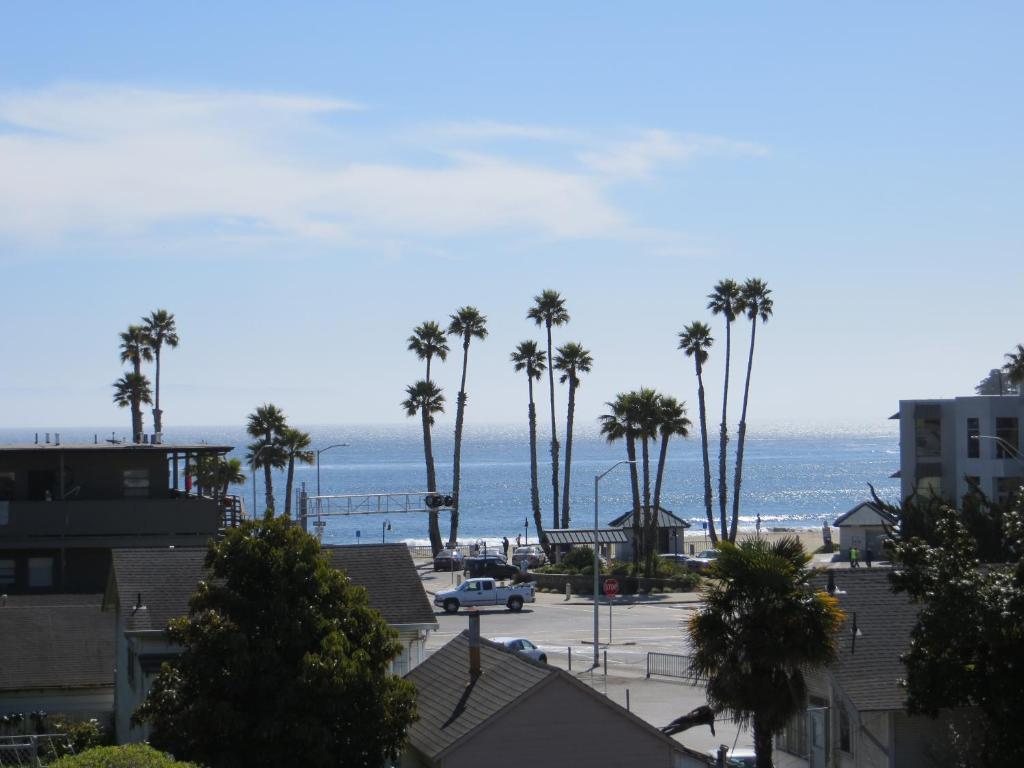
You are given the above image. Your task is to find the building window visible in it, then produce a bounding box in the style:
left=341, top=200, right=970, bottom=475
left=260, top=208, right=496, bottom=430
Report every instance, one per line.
left=916, top=476, right=942, bottom=498
left=915, top=417, right=941, bottom=458
left=838, top=702, right=851, bottom=753
left=127, top=646, right=136, bottom=687
left=996, top=418, right=1020, bottom=459
left=123, top=469, right=150, bottom=498
left=996, top=477, right=1023, bottom=507
left=0, top=472, right=14, bottom=501
left=27, top=557, right=54, bottom=588
left=0, top=559, right=14, bottom=586
left=967, top=418, right=980, bottom=458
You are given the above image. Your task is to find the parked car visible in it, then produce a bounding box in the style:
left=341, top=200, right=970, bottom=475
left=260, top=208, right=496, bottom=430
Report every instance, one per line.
left=511, top=545, right=547, bottom=568
left=464, top=555, right=518, bottom=580
left=433, top=548, right=465, bottom=571
left=434, top=578, right=536, bottom=613
left=688, top=549, right=720, bottom=573
left=659, top=553, right=692, bottom=567
left=491, top=636, right=547, bottom=663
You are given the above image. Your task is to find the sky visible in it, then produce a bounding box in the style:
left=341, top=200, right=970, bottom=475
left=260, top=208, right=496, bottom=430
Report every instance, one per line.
left=1, top=3, right=1021, bottom=432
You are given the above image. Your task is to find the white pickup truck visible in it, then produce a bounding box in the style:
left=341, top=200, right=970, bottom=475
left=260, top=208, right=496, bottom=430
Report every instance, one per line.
left=434, top=578, right=535, bottom=613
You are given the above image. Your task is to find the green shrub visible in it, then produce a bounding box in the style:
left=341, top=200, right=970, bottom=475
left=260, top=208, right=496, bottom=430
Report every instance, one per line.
left=561, top=546, right=597, bottom=571
left=49, top=744, right=199, bottom=768
left=51, top=718, right=107, bottom=756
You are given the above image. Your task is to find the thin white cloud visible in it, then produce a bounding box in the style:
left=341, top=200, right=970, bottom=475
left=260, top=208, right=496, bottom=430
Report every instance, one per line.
left=579, top=129, right=768, bottom=179
left=0, top=84, right=763, bottom=248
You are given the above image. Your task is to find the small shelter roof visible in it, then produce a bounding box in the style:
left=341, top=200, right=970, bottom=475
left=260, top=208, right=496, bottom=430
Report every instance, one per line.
left=607, top=506, right=691, bottom=529
left=544, top=528, right=629, bottom=545
left=833, top=501, right=897, bottom=528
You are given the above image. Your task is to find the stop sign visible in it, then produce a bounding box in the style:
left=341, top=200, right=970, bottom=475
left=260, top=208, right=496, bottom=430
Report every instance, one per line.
left=604, top=578, right=619, bottom=597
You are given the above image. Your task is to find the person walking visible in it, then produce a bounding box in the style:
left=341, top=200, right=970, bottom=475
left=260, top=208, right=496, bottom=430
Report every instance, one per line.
left=516, top=533, right=522, bottom=548
left=502, top=536, right=510, bottom=560
left=864, top=547, right=873, bottom=568
left=849, top=546, right=859, bottom=568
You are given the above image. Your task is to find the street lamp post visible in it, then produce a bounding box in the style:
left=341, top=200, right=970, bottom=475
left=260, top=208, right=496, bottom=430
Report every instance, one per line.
left=594, top=460, right=635, bottom=668
left=971, top=434, right=1024, bottom=463
left=316, top=443, right=349, bottom=497
left=382, top=519, right=391, bottom=543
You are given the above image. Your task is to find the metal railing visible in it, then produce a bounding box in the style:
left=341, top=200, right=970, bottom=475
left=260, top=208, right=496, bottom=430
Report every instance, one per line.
left=0, top=734, right=74, bottom=766
left=646, top=651, right=697, bottom=681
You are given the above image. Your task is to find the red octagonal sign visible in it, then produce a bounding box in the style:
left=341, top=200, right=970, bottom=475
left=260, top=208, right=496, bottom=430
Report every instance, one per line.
left=604, top=578, right=619, bottom=597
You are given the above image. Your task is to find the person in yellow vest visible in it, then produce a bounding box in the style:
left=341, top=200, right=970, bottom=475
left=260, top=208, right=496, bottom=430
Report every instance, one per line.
left=849, top=546, right=859, bottom=568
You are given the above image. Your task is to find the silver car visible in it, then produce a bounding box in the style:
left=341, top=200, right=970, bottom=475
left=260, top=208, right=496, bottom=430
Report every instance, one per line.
left=491, top=636, right=547, bottom=663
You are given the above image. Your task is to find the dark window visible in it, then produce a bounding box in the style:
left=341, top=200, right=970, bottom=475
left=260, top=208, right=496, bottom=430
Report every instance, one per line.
left=996, top=418, right=1020, bottom=459
left=28, top=557, right=54, bottom=588
left=996, top=477, right=1023, bottom=506
left=0, top=559, right=14, bottom=586
left=967, top=418, right=980, bottom=458
left=123, top=469, right=150, bottom=498
left=915, top=417, right=941, bottom=457
left=838, top=703, right=851, bottom=753
left=0, top=472, right=13, bottom=501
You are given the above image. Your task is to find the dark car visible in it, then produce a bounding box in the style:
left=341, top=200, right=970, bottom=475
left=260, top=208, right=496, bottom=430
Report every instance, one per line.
left=464, top=555, right=518, bottom=580
left=433, top=548, right=465, bottom=572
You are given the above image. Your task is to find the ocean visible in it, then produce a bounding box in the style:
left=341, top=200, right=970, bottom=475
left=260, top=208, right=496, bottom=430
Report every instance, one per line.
left=0, top=421, right=901, bottom=548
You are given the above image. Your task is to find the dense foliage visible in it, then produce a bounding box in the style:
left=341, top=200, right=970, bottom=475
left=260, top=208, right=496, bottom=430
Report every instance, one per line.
left=49, top=744, right=198, bottom=768
left=688, top=537, right=842, bottom=768
left=135, top=516, right=417, bottom=768
left=888, top=501, right=1024, bottom=766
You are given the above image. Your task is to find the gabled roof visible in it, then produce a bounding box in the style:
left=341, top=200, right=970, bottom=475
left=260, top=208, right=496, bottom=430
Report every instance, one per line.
left=607, top=506, right=691, bottom=529
left=812, top=569, right=917, bottom=712
left=544, top=528, right=629, bottom=545
left=406, top=632, right=684, bottom=762
left=0, top=594, right=114, bottom=691
left=325, top=544, right=436, bottom=627
left=833, top=501, right=897, bottom=528
left=109, top=543, right=436, bottom=633
left=109, top=548, right=208, bottom=632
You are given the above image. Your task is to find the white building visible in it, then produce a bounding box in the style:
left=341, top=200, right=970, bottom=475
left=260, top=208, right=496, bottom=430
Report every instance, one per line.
left=896, top=394, right=1024, bottom=505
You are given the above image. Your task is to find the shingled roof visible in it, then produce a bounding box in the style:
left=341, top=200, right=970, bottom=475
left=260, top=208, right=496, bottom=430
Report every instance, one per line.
left=812, top=569, right=918, bottom=712
left=607, top=506, right=691, bottom=529
left=110, top=543, right=436, bottom=632
left=406, top=632, right=683, bottom=763
left=325, top=544, right=436, bottom=627
left=0, top=595, right=114, bottom=691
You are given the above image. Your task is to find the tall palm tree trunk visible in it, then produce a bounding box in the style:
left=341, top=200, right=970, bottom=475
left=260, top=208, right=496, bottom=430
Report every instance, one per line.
left=560, top=379, right=577, bottom=528
left=420, top=404, right=443, bottom=555
left=131, top=359, right=143, bottom=443
left=695, top=359, right=718, bottom=544
left=545, top=323, right=560, bottom=530
left=527, top=381, right=547, bottom=556
left=626, top=435, right=641, bottom=571
left=449, top=343, right=470, bottom=546
left=730, top=318, right=759, bottom=541
left=651, top=431, right=671, bottom=565
left=263, top=429, right=275, bottom=515
left=718, top=322, right=732, bottom=541
left=284, top=457, right=295, bottom=518
left=641, top=437, right=653, bottom=576
left=753, top=714, right=773, bottom=768
left=152, top=351, right=163, bottom=435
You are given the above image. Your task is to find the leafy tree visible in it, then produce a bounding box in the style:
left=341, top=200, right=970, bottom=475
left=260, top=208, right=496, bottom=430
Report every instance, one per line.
left=245, top=403, right=287, bottom=515
left=554, top=342, right=592, bottom=529
left=118, top=324, right=153, bottom=442
left=599, top=392, right=643, bottom=570
left=143, top=309, right=179, bottom=435
left=50, top=744, right=199, bottom=768
left=192, top=455, right=245, bottom=502
left=402, top=380, right=446, bottom=554
left=528, top=290, right=570, bottom=530
left=679, top=321, right=717, bottom=543
left=512, top=341, right=547, bottom=555
left=112, top=373, right=152, bottom=442
left=135, top=515, right=417, bottom=768
left=688, top=537, right=843, bottom=768
left=707, top=279, right=742, bottom=541
left=280, top=426, right=314, bottom=519
left=887, top=500, right=1024, bottom=766
left=446, top=306, right=487, bottom=546
left=1004, top=343, right=1024, bottom=388
left=730, top=279, right=773, bottom=541
left=407, top=321, right=449, bottom=384
left=975, top=368, right=1015, bottom=396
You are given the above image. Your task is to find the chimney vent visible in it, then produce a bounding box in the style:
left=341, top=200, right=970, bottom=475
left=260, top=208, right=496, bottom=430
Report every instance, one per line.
left=45, top=433, right=50, bottom=444
left=55, top=433, right=60, bottom=446
left=468, top=611, right=481, bottom=680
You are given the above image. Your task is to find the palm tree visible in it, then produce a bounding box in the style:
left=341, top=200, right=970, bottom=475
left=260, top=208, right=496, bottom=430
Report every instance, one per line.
left=600, top=392, right=643, bottom=571
left=632, top=388, right=665, bottom=576
left=528, top=290, right=570, bottom=530
left=1004, top=344, right=1024, bottom=388
left=446, top=306, right=488, bottom=546
left=554, top=342, right=592, bottom=529
left=142, top=309, right=179, bottom=436
left=193, top=455, right=245, bottom=502
left=119, top=324, right=153, bottom=442
left=512, top=341, right=548, bottom=555
left=245, top=404, right=287, bottom=515
left=402, top=380, right=446, bottom=554
left=112, top=373, right=152, bottom=440
left=679, top=322, right=717, bottom=543
left=280, top=427, right=314, bottom=520
left=688, top=537, right=844, bottom=768
left=730, top=279, right=773, bottom=541
left=651, top=396, right=690, bottom=543
left=407, top=321, right=449, bottom=383
left=707, top=279, right=742, bottom=541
